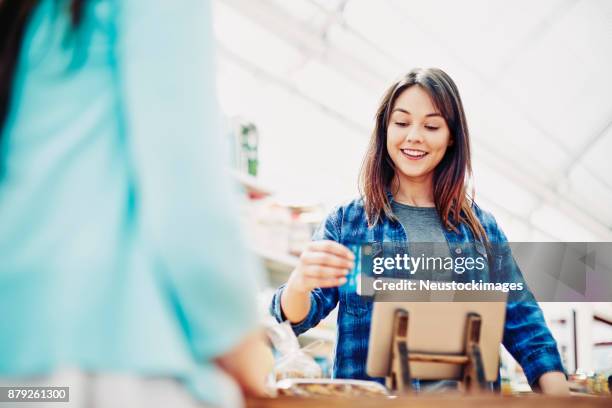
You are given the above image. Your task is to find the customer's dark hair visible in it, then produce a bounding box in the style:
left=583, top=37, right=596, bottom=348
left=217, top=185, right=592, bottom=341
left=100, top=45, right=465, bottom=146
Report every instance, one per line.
left=0, top=0, right=85, bottom=138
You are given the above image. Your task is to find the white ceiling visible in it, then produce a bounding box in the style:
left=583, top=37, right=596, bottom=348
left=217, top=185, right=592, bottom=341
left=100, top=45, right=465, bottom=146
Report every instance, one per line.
left=213, top=0, right=612, bottom=241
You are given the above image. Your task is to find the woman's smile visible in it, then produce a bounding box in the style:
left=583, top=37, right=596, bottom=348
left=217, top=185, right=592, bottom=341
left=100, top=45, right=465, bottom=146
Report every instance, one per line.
left=400, top=148, right=429, bottom=160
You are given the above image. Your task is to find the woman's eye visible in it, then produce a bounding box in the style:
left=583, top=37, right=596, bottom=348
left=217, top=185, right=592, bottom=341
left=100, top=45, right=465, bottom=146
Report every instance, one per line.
left=395, top=122, right=409, bottom=127
left=425, top=125, right=439, bottom=130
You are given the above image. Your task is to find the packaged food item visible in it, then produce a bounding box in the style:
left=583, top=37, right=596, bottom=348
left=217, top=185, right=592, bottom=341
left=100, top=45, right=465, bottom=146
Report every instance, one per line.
left=276, top=378, right=389, bottom=398
left=568, top=372, right=612, bottom=395
left=266, top=321, right=322, bottom=381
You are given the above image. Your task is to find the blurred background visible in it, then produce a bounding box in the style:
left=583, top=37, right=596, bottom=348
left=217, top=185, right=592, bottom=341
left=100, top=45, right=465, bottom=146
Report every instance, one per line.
left=212, top=0, right=612, bottom=393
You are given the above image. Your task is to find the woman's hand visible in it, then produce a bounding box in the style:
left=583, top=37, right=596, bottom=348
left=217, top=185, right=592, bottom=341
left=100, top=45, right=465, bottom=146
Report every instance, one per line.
left=287, top=240, right=355, bottom=294
left=281, top=240, right=354, bottom=323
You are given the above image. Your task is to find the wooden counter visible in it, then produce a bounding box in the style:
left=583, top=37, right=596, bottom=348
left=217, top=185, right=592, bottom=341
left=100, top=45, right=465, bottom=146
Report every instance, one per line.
left=247, top=395, right=611, bottom=408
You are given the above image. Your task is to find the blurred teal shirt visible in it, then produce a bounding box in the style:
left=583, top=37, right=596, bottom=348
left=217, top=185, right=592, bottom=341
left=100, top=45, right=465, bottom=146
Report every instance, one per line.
left=0, top=0, right=262, bottom=403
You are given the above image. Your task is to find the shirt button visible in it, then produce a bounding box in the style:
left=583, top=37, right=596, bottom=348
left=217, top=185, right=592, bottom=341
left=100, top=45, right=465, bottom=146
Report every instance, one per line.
left=455, top=248, right=462, bottom=254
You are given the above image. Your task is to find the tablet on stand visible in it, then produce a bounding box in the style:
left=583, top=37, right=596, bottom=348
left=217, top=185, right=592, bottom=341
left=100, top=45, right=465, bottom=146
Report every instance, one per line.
left=366, top=290, right=508, bottom=394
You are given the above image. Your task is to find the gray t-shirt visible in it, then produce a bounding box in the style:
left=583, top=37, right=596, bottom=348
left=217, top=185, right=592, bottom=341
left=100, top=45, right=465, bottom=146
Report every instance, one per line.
left=390, top=201, right=463, bottom=379
left=391, top=201, right=453, bottom=280
left=391, top=201, right=447, bottom=243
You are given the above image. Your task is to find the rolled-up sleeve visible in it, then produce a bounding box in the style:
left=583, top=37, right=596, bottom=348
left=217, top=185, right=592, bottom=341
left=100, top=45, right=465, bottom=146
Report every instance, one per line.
left=270, top=284, right=339, bottom=336
left=269, top=207, right=342, bottom=335
left=503, top=300, right=565, bottom=388
left=488, top=217, right=566, bottom=388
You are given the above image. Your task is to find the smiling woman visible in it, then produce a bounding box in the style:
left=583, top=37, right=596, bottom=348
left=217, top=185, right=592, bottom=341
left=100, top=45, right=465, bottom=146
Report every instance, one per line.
left=271, top=67, right=570, bottom=395
left=361, top=68, right=484, bottom=241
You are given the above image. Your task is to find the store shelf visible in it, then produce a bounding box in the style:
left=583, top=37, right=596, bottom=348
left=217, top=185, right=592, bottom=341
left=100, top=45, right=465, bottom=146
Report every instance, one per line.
left=253, top=246, right=299, bottom=286
left=254, top=247, right=298, bottom=270
left=594, top=314, right=612, bottom=327
left=593, top=304, right=612, bottom=326
left=232, top=169, right=273, bottom=198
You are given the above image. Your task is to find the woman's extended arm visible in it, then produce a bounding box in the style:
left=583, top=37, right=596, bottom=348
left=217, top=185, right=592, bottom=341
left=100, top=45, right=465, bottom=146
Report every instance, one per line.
left=281, top=240, right=354, bottom=322
left=486, top=218, right=569, bottom=394
left=271, top=209, right=352, bottom=333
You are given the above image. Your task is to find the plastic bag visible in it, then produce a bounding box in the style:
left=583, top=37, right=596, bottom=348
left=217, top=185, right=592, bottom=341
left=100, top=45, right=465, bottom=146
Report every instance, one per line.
left=266, top=321, right=322, bottom=381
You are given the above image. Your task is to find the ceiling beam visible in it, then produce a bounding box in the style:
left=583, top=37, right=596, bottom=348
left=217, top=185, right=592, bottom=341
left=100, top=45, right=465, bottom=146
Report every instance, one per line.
left=219, top=0, right=387, bottom=92
left=215, top=0, right=612, bottom=240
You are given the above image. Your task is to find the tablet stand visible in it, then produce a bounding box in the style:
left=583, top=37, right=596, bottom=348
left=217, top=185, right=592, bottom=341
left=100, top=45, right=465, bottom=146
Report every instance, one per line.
left=386, top=309, right=488, bottom=394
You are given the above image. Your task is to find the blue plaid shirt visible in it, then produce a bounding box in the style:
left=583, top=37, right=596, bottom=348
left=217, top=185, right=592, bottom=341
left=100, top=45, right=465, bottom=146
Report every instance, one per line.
left=270, top=194, right=565, bottom=388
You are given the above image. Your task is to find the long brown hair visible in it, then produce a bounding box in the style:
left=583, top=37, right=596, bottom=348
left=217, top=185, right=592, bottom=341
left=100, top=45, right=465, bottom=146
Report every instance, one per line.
left=0, top=0, right=85, bottom=138
left=359, top=67, right=487, bottom=243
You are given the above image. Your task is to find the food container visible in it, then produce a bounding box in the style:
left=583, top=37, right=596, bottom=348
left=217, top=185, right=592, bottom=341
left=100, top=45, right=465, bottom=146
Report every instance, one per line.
left=275, top=378, right=389, bottom=398
left=272, top=350, right=322, bottom=381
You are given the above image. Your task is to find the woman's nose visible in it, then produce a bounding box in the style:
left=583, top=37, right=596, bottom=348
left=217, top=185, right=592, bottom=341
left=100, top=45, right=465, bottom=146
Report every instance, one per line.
left=404, top=126, right=423, bottom=143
